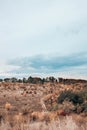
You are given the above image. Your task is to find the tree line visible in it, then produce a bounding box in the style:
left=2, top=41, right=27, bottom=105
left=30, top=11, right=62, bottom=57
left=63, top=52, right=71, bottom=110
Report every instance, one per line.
left=0, top=77, right=86, bottom=84
left=0, top=76, right=58, bottom=84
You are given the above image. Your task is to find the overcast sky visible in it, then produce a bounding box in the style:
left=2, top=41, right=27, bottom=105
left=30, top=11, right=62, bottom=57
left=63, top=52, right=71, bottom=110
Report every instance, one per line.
left=0, top=0, right=87, bottom=79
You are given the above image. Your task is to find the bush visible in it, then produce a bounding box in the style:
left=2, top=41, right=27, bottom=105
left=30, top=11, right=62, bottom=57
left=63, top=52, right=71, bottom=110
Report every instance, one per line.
left=80, top=102, right=87, bottom=113
left=78, top=90, right=87, bottom=100
left=57, top=90, right=83, bottom=105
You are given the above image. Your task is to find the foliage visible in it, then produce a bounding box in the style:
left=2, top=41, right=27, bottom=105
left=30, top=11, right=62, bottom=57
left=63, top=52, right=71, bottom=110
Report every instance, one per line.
left=57, top=90, right=83, bottom=105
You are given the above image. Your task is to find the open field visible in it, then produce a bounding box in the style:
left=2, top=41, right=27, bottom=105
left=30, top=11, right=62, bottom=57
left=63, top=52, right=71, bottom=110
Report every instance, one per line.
left=0, top=78, right=87, bottom=130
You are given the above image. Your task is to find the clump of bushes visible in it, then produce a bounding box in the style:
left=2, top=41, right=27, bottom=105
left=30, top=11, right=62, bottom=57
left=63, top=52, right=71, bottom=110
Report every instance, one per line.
left=57, top=90, right=87, bottom=114
left=78, top=90, right=87, bottom=100
left=73, top=102, right=87, bottom=114
left=57, top=90, right=83, bottom=105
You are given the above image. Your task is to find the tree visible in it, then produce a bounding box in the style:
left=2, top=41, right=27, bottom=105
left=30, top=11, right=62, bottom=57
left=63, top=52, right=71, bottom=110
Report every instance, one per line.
left=0, top=79, right=3, bottom=82
left=11, top=77, right=17, bottom=83
left=23, top=77, right=27, bottom=83
left=4, top=78, right=11, bottom=82
left=28, top=76, right=33, bottom=83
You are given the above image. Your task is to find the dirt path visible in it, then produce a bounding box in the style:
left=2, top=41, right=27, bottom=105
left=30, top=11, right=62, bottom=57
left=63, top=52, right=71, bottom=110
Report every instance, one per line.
left=40, top=98, right=47, bottom=112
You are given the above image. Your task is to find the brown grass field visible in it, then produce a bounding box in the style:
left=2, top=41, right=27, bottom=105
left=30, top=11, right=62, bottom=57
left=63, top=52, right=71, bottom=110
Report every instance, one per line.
left=0, top=79, right=87, bottom=130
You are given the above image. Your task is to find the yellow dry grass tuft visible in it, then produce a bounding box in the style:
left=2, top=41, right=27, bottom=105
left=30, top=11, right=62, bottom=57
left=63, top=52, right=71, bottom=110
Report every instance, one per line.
left=5, top=102, right=12, bottom=111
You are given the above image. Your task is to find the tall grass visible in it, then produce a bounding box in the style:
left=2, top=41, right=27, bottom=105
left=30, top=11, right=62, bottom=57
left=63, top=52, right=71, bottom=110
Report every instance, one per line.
left=0, top=116, right=87, bottom=130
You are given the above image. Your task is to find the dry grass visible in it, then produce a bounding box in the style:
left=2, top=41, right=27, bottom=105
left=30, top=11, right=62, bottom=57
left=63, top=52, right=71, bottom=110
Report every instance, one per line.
left=0, top=82, right=87, bottom=130
left=0, top=116, right=87, bottom=130
left=5, top=102, right=12, bottom=111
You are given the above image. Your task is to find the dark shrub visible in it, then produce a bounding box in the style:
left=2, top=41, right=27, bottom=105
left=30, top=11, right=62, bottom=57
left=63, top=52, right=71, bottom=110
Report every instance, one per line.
left=81, top=103, right=87, bottom=113
left=57, top=90, right=83, bottom=105
left=79, top=90, right=87, bottom=100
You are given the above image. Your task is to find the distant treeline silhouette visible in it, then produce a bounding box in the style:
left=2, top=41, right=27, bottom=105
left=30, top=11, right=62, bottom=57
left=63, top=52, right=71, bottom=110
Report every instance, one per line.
left=0, top=76, right=87, bottom=84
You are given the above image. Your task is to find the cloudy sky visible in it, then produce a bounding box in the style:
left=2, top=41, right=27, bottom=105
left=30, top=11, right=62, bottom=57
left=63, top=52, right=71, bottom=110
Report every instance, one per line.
left=0, top=0, right=87, bottom=79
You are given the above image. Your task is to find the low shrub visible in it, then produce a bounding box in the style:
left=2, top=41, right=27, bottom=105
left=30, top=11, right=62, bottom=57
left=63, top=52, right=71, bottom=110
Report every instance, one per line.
left=57, top=90, right=83, bottom=105
left=78, top=90, right=87, bottom=100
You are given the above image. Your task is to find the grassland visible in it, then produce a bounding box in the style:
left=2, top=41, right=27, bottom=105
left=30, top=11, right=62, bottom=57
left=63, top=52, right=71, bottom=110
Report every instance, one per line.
left=0, top=78, right=87, bottom=130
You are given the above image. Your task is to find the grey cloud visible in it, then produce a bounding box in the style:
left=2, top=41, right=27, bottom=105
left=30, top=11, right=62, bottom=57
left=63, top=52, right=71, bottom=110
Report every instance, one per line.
left=8, top=52, right=87, bottom=74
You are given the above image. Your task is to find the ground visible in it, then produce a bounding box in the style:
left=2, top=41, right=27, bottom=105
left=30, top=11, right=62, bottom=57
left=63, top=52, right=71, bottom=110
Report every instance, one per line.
left=0, top=81, right=87, bottom=129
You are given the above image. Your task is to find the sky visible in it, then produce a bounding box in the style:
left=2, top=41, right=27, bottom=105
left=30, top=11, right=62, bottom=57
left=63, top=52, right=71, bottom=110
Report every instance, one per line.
left=0, top=0, right=87, bottom=79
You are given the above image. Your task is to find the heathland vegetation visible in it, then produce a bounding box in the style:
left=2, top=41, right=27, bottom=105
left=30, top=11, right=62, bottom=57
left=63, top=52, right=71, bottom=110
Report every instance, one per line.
left=0, top=76, right=87, bottom=130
